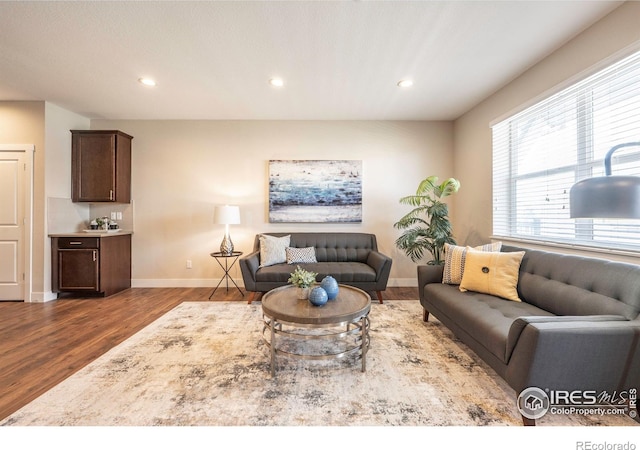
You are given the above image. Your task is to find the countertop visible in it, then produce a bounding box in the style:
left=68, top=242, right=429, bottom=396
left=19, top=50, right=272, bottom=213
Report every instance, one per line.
left=49, top=230, right=133, bottom=237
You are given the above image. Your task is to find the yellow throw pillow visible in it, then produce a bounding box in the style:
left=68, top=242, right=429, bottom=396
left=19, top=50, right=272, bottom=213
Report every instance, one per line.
left=442, top=241, right=502, bottom=284
left=459, top=249, right=525, bottom=302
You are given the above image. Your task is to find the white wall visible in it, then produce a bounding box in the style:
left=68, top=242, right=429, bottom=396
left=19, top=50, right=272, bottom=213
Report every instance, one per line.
left=44, top=102, right=90, bottom=299
left=453, top=1, right=640, bottom=264
left=0, top=101, right=90, bottom=301
left=0, top=101, right=45, bottom=301
left=91, top=120, right=454, bottom=287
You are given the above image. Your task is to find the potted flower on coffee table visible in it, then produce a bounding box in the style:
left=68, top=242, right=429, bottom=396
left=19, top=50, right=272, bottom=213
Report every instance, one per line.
left=288, top=265, right=318, bottom=299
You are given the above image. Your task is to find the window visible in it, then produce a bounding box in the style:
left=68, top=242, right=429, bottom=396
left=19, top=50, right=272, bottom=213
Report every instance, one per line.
left=492, top=49, right=640, bottom=252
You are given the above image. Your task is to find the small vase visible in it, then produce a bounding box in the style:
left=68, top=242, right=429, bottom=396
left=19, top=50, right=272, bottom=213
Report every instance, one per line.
left=320, top=276, right=339, bottom=300
left=309, top=286, right=328, bottom=306
left=296, top=286, right=310, bottom=300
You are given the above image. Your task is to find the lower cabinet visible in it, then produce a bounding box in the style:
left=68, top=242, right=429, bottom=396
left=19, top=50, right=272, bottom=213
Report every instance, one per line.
left=51, top=234, right=131, bottom=297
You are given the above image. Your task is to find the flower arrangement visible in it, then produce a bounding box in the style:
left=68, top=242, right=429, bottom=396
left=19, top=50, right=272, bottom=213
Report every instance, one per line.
left=287, top=265, right=318, bottom=288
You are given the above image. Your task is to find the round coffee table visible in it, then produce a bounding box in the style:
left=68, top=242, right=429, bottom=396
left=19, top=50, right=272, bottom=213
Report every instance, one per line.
left=261, top=284, right=371, bottom=377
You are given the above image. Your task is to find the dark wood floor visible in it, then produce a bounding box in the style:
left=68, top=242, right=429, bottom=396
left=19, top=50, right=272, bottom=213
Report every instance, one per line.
left=0, top=286, right=417, bottom=421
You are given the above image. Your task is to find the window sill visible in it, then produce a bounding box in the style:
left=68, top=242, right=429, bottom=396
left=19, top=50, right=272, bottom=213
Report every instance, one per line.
left=491, top=235, right=640, bottom=265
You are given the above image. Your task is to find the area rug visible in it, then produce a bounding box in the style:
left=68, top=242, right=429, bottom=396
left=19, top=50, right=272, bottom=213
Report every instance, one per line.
left=1, top=301, right=636, bottom=426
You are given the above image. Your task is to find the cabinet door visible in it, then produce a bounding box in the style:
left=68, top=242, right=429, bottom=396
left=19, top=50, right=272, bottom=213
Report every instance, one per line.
left=72, top=133, right=116, bottom=202
left=58, top=249, right=99, bottom=291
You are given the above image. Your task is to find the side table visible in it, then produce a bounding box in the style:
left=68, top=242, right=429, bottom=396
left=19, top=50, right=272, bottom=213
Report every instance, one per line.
left=209, top=251, right=244, bottom=298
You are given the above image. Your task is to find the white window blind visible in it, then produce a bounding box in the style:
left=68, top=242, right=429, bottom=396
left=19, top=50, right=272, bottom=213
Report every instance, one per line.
left=492, top=49, right=640, bottom=251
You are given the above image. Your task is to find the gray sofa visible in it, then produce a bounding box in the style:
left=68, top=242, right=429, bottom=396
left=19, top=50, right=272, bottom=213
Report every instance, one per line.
left=418, top=244, right=640, bottom=425
left=240, top=232, right=392, bottom=304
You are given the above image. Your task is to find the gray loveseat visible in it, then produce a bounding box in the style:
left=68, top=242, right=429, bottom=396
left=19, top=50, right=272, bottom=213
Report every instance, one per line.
left=418, top=244, right=640, bottom=425
left=240, top=232, right=392, bottom=304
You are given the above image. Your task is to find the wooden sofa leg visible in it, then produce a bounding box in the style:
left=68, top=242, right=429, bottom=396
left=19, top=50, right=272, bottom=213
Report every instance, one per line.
left=522, top=415, right=536, bottom=426
left=376, top=291, right=383, bottom=304
left=423, top=308, right=430, bottom=322
left=247, top=292, right=256, bottom=305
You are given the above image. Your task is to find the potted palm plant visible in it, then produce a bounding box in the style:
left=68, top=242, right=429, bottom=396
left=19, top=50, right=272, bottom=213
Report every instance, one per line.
left=394, top=176, right=460, bottom=265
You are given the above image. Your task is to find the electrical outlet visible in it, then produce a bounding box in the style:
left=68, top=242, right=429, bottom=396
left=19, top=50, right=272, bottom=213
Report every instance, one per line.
left=186, top=260, right=192, bottom=269
left=110, top=212, right=117, bottom=220
left=116, top=212, right=123, bottom=220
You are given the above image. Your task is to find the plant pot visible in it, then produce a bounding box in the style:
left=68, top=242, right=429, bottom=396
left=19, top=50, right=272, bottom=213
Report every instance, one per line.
left=296, top=287, right=310, bottom=300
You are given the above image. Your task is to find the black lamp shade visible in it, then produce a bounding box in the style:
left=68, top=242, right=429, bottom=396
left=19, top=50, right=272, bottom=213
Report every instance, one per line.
left=570, top=175, right=640, bottom=218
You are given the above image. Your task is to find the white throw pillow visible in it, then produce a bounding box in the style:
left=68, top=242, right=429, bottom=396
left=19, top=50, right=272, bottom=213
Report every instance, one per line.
left=259, top=234, right=291, bottom=268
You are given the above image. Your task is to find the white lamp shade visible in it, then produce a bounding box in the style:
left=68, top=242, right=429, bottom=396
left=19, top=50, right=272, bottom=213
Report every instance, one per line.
left=214, top=205, right=241, bottom=225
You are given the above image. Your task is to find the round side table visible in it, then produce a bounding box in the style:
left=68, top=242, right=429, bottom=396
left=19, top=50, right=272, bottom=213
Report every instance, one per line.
left=209, top=251, right=244, bottom=298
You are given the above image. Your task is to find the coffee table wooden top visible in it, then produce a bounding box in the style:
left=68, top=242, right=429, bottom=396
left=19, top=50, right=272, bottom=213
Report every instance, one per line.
left=261, top=284, right=371, bottom=325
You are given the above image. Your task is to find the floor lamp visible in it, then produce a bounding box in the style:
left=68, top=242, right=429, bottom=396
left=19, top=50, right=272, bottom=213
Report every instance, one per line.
left=570, top=142, right=640, bottom=219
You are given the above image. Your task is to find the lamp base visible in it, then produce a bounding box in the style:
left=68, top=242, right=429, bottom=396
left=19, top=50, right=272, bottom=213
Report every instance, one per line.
left=220, top=234, right=234, bottom=256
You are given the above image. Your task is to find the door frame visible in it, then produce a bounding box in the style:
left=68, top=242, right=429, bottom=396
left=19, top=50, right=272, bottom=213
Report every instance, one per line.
left=0, top=145, right=34, bottom=302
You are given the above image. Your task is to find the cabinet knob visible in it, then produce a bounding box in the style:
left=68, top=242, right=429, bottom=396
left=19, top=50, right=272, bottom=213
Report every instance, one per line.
left=109, top=190, right=113, bottom=200
left=93, top=250, right=97, bottom=262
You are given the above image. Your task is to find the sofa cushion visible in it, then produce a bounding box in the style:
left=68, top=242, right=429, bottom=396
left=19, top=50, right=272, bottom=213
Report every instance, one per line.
left=257, top=233, right=376, bottom=263
left=424, top=283, right=552, bottom=363
left=286, top=247, right=317, bottom=264
left=442, top=242, right=502, bottom=284
left=259, top=234, right=290, bottom=268
left=459, top=250, right=525, bottom=302
left=504, top=245, right=640, bottom=320
left=519, top=273, right=640, bottom=319
left=255, top=262, right=377, bottom=284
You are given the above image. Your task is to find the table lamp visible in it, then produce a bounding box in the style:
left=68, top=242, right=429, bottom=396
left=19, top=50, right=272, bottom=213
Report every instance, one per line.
left=214, top=205, right=240, bottom=255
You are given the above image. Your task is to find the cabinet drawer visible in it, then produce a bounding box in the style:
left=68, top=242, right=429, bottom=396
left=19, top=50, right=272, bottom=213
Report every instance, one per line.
left=56, top=237, right=99, bottom=249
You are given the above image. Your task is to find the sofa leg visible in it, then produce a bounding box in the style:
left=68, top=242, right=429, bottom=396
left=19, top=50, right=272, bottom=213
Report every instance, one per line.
left=247, top=292, right=256, bottom=305
left=522, top=415, right=536, bottom=426
left=375, top=291, right=384, bottom=304
left=423, top=308, right=430, bottom=322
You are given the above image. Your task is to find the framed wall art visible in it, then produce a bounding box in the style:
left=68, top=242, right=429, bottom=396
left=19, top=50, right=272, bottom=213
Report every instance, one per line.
left=268, top=160, right=362, bottom=223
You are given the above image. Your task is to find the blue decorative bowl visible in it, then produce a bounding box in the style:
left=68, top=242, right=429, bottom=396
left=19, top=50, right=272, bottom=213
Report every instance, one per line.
left=309, top=286, right=328, bottom=306
left=320, top=276, right=339, bottom=300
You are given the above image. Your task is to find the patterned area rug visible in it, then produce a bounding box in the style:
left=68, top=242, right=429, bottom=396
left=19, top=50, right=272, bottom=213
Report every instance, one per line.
left=1, top=301, right=636, bottom=426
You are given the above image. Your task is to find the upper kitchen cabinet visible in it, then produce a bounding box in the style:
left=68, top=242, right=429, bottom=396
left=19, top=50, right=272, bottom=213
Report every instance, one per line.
left=71, top=130, right=133, bottom=203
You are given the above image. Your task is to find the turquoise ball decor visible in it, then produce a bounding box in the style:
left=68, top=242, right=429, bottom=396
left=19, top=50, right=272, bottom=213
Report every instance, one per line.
left=320, top=276, right=339, bottom=300
left=309, top=286, right=328, bottom=306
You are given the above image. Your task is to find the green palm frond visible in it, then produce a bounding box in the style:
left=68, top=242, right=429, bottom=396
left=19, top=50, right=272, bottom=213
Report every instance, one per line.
left=398, top=195, right=431, bottom=208
left=439, top=178, right=461, bottom=198
left=416, top=176, right=439, bottom=196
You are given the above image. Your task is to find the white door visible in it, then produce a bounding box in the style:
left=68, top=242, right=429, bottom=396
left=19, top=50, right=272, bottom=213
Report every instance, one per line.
left=0, top=147, right=32, bottom=301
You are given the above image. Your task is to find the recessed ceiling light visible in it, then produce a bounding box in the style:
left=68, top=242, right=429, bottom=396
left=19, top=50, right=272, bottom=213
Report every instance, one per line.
left=269, top=78, right=284, bottom=87
left=138, top=77, right=157, bottom=87
left=397, top=79, right=414, bottom=88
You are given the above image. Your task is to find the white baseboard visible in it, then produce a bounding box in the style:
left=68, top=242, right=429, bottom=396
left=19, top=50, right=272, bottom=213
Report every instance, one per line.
left=132, top=279, right=227, bottom=288
left=386, top=278, right=418, bottom=287
left=132, top=277, right=417, bottom=288
left=29, top=291, right=58, bottom=303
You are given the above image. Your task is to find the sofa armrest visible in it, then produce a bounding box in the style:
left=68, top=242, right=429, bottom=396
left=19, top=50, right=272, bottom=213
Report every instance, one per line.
left=239, top=250, right=260, bottom=291
left=506, top=315, right=629, bottom=361
left=417, top=265, right=444, bottom=301
left=366, top=250, right=392, bottom=285
left=505, top=319, right=640, bottom=394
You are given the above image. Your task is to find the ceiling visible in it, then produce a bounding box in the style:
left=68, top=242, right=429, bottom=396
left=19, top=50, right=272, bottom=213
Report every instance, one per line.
left=0, top=1, right=623, bottom=121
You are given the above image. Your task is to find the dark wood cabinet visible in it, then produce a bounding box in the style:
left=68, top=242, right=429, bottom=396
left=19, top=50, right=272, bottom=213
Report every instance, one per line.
left=71, top=130, right=133, bottom=203
left=51, top=234, right=131, bottom=297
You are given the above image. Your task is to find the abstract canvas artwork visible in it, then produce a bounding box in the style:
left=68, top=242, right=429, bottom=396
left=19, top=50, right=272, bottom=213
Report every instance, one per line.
left=268, top=160, right=362, bottom=223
